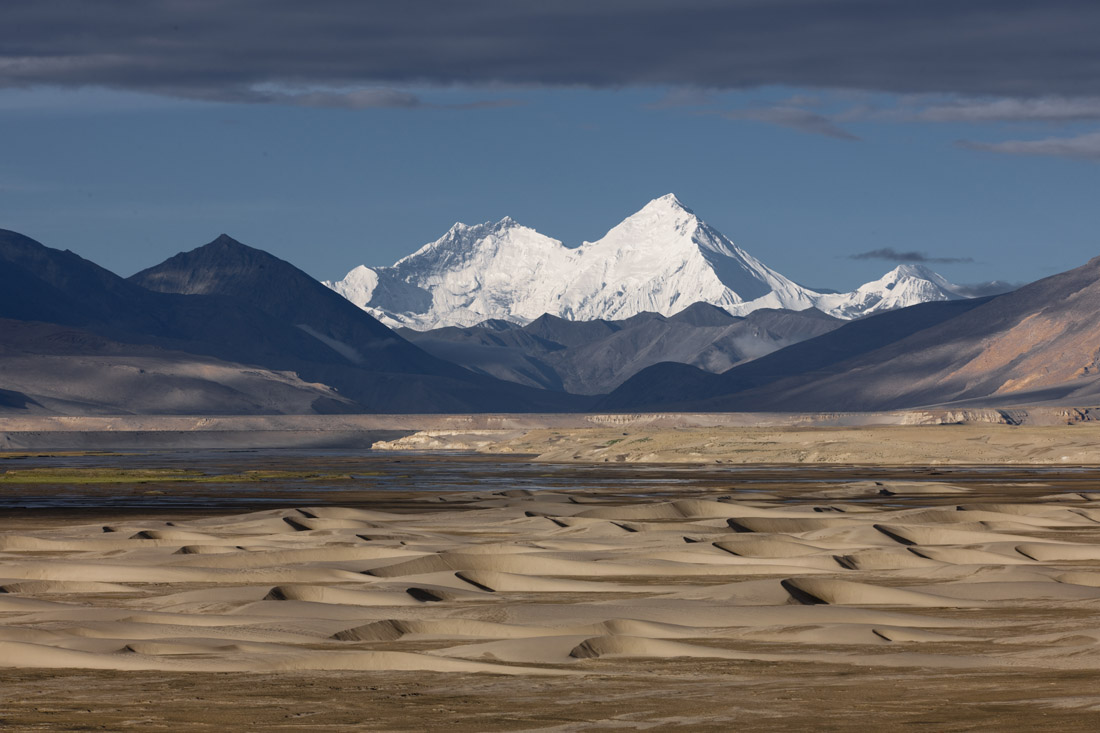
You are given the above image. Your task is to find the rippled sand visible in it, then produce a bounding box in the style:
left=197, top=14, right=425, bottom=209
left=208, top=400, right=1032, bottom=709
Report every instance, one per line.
left=4, top=470, right=1100, bottom=729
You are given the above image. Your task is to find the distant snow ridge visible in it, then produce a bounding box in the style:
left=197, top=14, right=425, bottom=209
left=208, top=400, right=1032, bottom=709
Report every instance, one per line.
left=325, top=194, right=966, bottom=329
left=815, top=263, right=965, bottom=319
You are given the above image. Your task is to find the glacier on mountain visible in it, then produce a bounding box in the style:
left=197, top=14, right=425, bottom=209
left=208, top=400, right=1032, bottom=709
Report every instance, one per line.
left=815, top=263, right=966, bottom=319
left=325, top=194, right=967, bottom=329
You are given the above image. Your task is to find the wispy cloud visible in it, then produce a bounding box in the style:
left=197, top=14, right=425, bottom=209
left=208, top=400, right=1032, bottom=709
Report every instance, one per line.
left=912, top=96, right=1100, bottom=123
left=818, top=94, right=1100, bottom=160
left=220, top=86, right=522, bottom=110
left=279, top=88, right=425, bottom=109
left=958, top=131, right=1100, bottom=160
left=721, top=106, right=859, bottom=140
left=709, top=92, right=1100, bottom=143
left=849, top=248, right=974, bottom=264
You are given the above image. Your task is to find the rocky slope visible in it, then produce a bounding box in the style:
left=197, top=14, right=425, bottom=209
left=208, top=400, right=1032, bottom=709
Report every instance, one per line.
left=401, top=304, right=842, bottom=394
left=0, top=229, right=589, bottom=414
left=0, top=319, right=351, bottom=415
left=603, top=253, right=1100, bottom=412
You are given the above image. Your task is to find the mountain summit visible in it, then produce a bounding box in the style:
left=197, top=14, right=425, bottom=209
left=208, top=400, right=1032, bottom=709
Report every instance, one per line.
left=815, top=263, right=968, bottom=318
left=326, top=195, right=976, bottom=329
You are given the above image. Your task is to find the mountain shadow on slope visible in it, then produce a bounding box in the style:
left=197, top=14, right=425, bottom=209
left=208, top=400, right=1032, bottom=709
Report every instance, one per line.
left=0, top=229, right=588, bottom=413
left=0, top=317, right=359, bottom=415
left=605, top=254, right=1100, bottom=411
left=716, top=255, right=1100, bottom=411
left=401, top=304, right=843, bottom=395
left=599, top=297, right=994, bottom=410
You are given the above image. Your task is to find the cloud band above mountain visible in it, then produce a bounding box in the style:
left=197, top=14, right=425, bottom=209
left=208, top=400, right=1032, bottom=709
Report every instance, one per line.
left=2, top=1, right=1099, bottom=101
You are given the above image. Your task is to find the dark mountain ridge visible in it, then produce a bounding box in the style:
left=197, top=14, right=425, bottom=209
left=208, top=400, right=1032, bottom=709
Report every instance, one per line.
left=401, top=304, right=843, bottom=395
left=130, top=234, right=456, bottom=375
left=0, top=230, right=588, bottom=413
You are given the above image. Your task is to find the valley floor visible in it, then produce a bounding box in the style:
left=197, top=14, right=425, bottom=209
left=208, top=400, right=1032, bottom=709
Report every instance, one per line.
left=463, top=423, right=1100, bottom=464
left=4, top=408, right=1100, bottom=457
left=2, top=454, right=1100, bottom=729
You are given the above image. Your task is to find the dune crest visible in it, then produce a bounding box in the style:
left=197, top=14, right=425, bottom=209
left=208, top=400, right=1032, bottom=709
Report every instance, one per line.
left=4, top=482, right=1100, bottom=676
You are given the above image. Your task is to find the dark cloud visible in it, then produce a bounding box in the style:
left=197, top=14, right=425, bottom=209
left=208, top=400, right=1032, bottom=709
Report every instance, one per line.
left=850, top=248, right=975, bottom=264
left=1, top=1, right=1099, bottom=103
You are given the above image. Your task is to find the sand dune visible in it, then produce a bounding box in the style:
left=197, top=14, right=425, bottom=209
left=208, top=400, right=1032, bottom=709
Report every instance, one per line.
left=713, top=536, right=828, bottom=558
left=780, top=577, right=991, bottom=607
left=5, top=483, right=1100, bottom=680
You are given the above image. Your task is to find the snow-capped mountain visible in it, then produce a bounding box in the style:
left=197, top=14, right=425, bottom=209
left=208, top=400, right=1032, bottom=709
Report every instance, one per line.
left=325, top=194, right=967, bottom=329
left=331, top=215, right=574, bottom=328
left=815, top=264, right=966, bottom=319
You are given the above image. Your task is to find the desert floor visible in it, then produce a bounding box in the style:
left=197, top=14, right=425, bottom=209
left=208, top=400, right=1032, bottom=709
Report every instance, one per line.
left=2, top=449, right=1100, bottom=730
left=467, top=423, right=1100, bottom=464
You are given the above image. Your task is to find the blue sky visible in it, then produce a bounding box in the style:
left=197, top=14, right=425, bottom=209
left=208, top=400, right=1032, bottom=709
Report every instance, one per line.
left=1, top=2, right=1098, bottom=291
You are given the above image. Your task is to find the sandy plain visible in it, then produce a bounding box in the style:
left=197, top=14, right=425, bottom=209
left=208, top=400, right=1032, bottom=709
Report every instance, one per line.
left=466, top=423, right=1100, bottom=464
left=3, top=440, right=1100, bottom=730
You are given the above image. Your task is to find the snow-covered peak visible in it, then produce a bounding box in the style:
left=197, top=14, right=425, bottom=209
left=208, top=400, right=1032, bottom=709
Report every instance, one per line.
left=591, top=194, right=700, bottom=248
left=633, top=192, right=694, bottom=218
left=561, top=196, right=813, bottom=316
left=653, top=192, right=687, bottom=207
left=859, top=264, right=959, bottom=297
left=332, top=264, right=378, bottom=291
left=321, top=265, right=377, bottom=308
left=324, top=195, right=973, bottom=329
left=885, top=263, right=953, bottom=286
left=393, top=216, right=558, bottom=272
left=815, top=262, right=963, bottom=318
